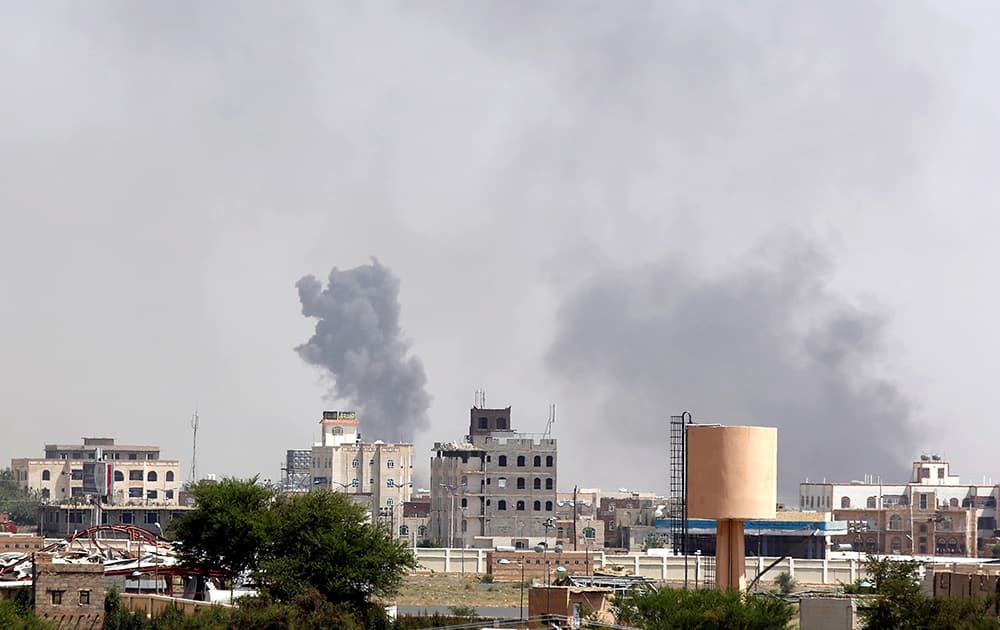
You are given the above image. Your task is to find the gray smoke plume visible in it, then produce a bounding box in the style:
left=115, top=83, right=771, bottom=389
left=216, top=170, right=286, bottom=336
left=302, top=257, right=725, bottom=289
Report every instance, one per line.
left=295, top=259, right=431, bottom=442
left=546, top=239, right=915, bottom=500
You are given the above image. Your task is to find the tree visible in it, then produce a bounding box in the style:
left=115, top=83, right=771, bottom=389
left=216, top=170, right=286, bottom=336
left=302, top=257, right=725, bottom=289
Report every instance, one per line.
left=0, top=468, right=42, bottom=527
left=259, top=490, right=417, bottom=610
left=167, top=477, right=275, bottom=585
left=615, top=587, right=794, bottom=629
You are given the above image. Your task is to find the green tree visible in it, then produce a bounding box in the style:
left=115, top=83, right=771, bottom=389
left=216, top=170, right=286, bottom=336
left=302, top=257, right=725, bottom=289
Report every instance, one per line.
left=166, top=477, right=274, bottom=586
left=615, top=587, right=793, bottom=629
left=0, top=468, right=42, bottom=526
left=259, top=490, right=417, bottom=610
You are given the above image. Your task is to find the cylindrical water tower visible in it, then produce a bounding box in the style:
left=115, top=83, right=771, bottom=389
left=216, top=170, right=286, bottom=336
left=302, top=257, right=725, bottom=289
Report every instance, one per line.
left=687, top=425, right=777, bottom=591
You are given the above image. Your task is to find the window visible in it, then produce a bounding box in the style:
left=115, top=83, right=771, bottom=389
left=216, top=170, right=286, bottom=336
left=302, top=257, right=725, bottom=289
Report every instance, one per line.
left=496, top=417, right=507, bottom=430
left=891, top=537, right=902, bottom=554
left=498, top=500, right=507, bottom=511
left=919, top=523, right=927, bottom=533
left=400, top=525, right=409, bottom=536
left=461, top=520, right=467, bottom=532
left=165, top=490, right=174, bottom=500
left=608, top=504, right=616, bottom=512
left=534, top=478, right=541, bottom=490
left=129, top=470, right=143, bottom=481
left=950, top=498, right=959, bottom=507
left=71, top=469, right=83, bottom=480
left=583, top=527, right=596, bottom=539
left=386, top=498, right=393, bottom=508
left=121, top=511, right=134, bottom=524
left=41, top=489, right=50, bottom=499
left=418, top=525, right=427, bottom=536
left=352, top=458, right=359, bottom=468
left=42, top=470, right=50, bottom=481
left=145, top=511, right=158, bottom=524
left=921, top=468, right=930, bottom=478
left=387, top=459, right=395, bottom=469
left=478, top=417, right=488, bottom=429
left=866, top=496, right=876, bottom=508
left=545, top=479, right=553, bottom=490
left=79, top=590, right=90, bottom=605
left=68, top=511, right=84, bottom=523
left=533, top=500, right=541, bottom=511
left=517, top=478, right=526, bottom=489
left=147, top=471, right=157, bottom=482
left=516, top=501, right=525, bottom=511
left=841, top=497, right=851, bottom=508
left=49, top=591, right=63, bottom=605
left=919, top=494, right=928, bottom=510
left=128, top=453, right=137, bottom=460
left=129, top=487, right=143, bottom=498
left=545, top=456, right=553, bottom=467
left=498, top=477, right=507, bottom=488
left=545, top=501, right=553, bottom=511
left=534, top=456, right=541, bottom=467
left=461, top=498, right=467, bottom=508
left=938, top=468, right=945, bottom=478
left=517, top=455, right=525, bottom=467
left=386, top=480, right=394, bottom=487
left=498, top=455, right=507, bottom=467
left=889, top=515, right=902, bottom=531
left=146, top=490, right=157, bottom=499
left=332, top=426, right=343, bottom=435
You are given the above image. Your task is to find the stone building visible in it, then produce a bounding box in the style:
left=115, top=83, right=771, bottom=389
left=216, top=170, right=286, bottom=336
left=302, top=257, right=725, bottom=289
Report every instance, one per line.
left=430, top=406, right=558, bottom=547
left=33, top=551, right=105, bottom=628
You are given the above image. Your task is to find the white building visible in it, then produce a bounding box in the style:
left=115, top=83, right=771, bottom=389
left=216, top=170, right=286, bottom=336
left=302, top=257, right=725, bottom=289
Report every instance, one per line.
left=309, top=411, right=414, bottom=530
left=800, top=455, right=998, bottom=557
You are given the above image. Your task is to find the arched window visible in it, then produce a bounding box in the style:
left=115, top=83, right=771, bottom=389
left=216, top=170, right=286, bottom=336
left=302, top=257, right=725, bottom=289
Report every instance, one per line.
left=546, top=456, right=553, bottom=467
left=534, top=478, right=541, bottom=490
left=889, top=515, right=902, bottom=530
left=545, top=479, right=553, bottom=490
left=41, top=470, right=50, bottom=481
left=517, top=455, right=525, bottom=467
left=498, top=477, right=507, bottom=488
left=478, top=417, right=488, bottom=429
left=352, top=458, right=359, bottom=468
left=534, top=456, right=541, bottom=467
left=516, top=500, right=525, bottom=511
left=166, top=471, right=174, bottom=482
left=461, top=498, right=468, bottom=508
left=496, top=417, right=507, bottom=430
left=418, top=525, right=427, bottom=536
left=147, top=471, right=157, bottom=482
left=866, top=496, right=877, bottom=509
left=517, top=478, right=525, bottom=489
left=399, top=525, right=409, bottom=536
left=387, top=459, right=395, bottom=468
left=866, top=538, right=876, bottom=552
left=545, top=501, right=553, bottom=511
left=891, top=537, right=902, bottom=553
left=841, top=496, right=851, bottom=508
left=498, top=455, right=507, bottom=467
left=533, top=500, right=541, bottom=511
left=114, top=471, right=124, bottom=482
left=498, top=500, right=507, bottom=511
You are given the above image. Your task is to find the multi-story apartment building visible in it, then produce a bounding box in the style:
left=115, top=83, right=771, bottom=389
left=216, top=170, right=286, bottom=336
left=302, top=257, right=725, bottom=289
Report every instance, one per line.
left=309, top=411, right=414, bottom=531
left=800, top=455, right=999, bottom=557
left=430, top=406, right=558, bottom=547
left=10, top=437, right=181, bottom=506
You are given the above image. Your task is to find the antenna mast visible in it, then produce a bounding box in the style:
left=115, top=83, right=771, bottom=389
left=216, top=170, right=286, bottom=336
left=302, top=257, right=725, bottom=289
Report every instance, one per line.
left=190, top=410, right=199, bottom=483
left=543, top=403, right=556, bottom=438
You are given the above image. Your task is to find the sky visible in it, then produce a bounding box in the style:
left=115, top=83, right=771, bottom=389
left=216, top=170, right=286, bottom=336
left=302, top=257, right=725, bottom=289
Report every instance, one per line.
left=3, top=2, right=1000, bottom=503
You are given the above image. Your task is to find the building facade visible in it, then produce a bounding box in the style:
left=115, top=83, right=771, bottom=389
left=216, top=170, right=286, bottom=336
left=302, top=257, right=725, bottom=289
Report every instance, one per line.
left=429, top=406, right=558, bottom=547
left=10, top=437, right=181, bottom=507
left=309, top=411, right=414, bottom=531
left=800, top=456, right=998, bottom=557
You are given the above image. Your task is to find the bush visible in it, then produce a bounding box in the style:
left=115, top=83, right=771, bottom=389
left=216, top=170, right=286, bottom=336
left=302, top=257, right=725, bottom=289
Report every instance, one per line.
left=479, top=573, right=494, bottom=583
left=0, top=597, right=55, bottom=630
left=615, top=587, right=794, bottom=629
left=774, top=571, right=796, bottom=595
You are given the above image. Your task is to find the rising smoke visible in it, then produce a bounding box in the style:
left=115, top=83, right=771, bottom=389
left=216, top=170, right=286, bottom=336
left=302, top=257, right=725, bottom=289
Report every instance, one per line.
left=295, top=259, right=431, bottom=442
left=546, top=239, right=915, bottom=499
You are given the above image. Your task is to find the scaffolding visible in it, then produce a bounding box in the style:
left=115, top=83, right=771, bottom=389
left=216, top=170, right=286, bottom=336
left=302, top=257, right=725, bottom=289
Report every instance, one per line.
left=668, top=411, right=714, bottom=589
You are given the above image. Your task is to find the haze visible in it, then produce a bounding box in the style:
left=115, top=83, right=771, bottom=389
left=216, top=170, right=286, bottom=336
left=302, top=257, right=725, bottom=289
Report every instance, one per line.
left=3, top=2, right=999, bottom=502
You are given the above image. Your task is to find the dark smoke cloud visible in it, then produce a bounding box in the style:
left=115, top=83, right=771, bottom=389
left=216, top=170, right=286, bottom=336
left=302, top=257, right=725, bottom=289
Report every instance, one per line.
left=546, top=239, right=914, bottom=499
left=295, top=259, right=430, bottom=442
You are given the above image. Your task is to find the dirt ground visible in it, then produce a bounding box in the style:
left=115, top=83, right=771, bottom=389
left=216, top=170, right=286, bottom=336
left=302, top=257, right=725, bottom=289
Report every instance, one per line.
left=394, top=574, right=525, bottom=607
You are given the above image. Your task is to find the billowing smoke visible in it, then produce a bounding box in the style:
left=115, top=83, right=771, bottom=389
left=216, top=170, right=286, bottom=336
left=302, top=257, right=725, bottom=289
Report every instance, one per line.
left=295, top=259, right=431, bottom=442
left=546, top=239, right=915, bottom=500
